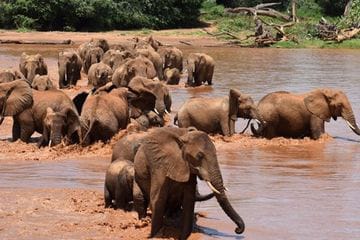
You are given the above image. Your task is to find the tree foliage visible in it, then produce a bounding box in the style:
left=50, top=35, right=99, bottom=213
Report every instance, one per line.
left=0, top=0, right=204, bottom=31
left=315, top=0, right=348, bottom=16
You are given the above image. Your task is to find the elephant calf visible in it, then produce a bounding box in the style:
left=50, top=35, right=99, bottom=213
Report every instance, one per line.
left=164, top=68, right=180, bottom=85
left=175, top=89, right=263, bottom=136
left=186, top=53, right=214, bottom=87
left=31, top=75, right=54, bottom=91
left=19, top=52, right=48, bottom=83
left=87, top=62, right=113, bottom=89
left=58, top=50, right=82, bottom=89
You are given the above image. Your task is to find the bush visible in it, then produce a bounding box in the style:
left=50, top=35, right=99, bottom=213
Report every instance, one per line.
left=0, top=0, right=204, bottom=31
left=315, top=0, right=348, bottom=16
left=215, top=0, right=290, bottom=9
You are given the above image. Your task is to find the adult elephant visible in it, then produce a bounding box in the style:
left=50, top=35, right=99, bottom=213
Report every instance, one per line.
left=112, top=56, right=157, bottom=87
left=31, top=75, right=55, bottom=91
left=133, top=127, right=245, bottom=239
left=0, top=80, right=81, bottom=147
left=102, top=49, right=133, bottom=70
left=186, top=53, right=214, bottom=87
left=175, top=89, right=262, bottom=136
left=87, top=62, right=113, bottom=89
left=128, top=76, right=171, bottom=117
left=83, top=47, right=104, bottom=74
left=133, top=35, right=162, bottom=51
left=158, top=46, right=183, bottom=72
left=58, top=50, right=82, bottom=89
left=0, top=69, right=25, bottom=83
left=78, top=38, right=110, bottom=60
left=19, top=53, right=48, bottom=83
left=136, top=48, right=164, bottom=80
left=251, top=89, right=360, bottom=139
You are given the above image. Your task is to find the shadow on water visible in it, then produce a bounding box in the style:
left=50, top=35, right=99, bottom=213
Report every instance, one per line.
left=195, top=224, right=244, bottom=239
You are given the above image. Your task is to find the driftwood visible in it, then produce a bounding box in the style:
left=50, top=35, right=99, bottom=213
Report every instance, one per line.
left=0, top=39, right=74, bottom=45
left=316, top=18, right=360, bottom=42
left=202, top=28, right=241, bottom=40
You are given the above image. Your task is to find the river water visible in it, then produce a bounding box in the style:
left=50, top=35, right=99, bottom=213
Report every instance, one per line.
left=0, top=46, right=360, bottom=239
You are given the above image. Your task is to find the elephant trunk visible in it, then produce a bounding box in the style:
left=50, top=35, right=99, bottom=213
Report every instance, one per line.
left=187, top=62, right=194, bottom=86
left=27, top=67, right=37, bottom=83
left=207, top=167, right=245, bottom=235
left=342, top=109, right=360, bottom=135
left=50, top=127, right=63, bottom=147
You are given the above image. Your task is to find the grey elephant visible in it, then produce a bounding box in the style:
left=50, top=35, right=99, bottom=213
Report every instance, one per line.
left=251, top=88, right=360, bottom=139
left=83, top=47, right=104, bottom=74
left=175, top=89, right=263, bottom=136
left=112, top=56, right=157, bottom=87
left=104, top=159, right=138, bottom=210
left=128, top=76, right=171, bottom=117
left=19, top=53, right=48, bottom=83
left=133, top=127, right=245, bottom=239
left=164, top=68, right=180, bottom=85
left=87, top=62, right=113, bottom=89
left=78, top=38, right=110, bottom=60
left=136, top=48, right=164, bottom=80
left=31, top=75, right=54, bottom=91
left=158, top=46, right=183, bottom=72
left=0, top=80, right=81, bottom=147
left=58, top=49, right=82, bottom=89
left=0, top=69, right=25, bottom=83
left=102, top=49, right=135, bottom=70
left=186, top=53, right=214, bottom=87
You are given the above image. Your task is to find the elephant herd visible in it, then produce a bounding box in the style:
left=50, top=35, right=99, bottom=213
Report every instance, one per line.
left=1, top=35, right=360, bottom=239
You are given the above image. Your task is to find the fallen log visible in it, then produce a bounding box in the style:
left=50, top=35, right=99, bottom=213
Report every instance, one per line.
left=0, top=39, right=74, bottom=45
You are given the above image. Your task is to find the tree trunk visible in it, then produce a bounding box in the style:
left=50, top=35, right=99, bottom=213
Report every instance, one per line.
left=291, top=0, right=298, bottom=22
left=344, top=0, right=353, bottom=16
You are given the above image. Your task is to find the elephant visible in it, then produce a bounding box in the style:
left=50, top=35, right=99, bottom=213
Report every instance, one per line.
left=251, top=89, right=360, bottom=139
left=127, top=76, right=171, bottom=117
left=186, top=53, right=214, bottom=87
left=87, top=62, right=113, bottom=89
left=83, top=47, right=104, bottom=74
left=133, top=127, right=245, bottom=239
left=104, top=159, right=138, bottom=210
left=158, top=46, right=183, bottom=72
left=101, top=49, right=132, bottom=70
left=112, top=56, right=157, bottom=87
left=175, top=89, right=262, bottom=136
left=0, top=80, right=81, bottom=147
left=136, top=48, right=164, bottom=80
left=133, top=35, right=162, bottom=51
left=164, top=68, right=180, bottom=85
left=0, top=69, right=25, bottom=83
left=31, top=75, right=55, bottom=91
left=133, top=110, right=164, bottom=130
left=78, top=38, right=110, bottom=60
left=58, top=50, right=82, bottom=89
left=19, top=53, right=48, bottom=83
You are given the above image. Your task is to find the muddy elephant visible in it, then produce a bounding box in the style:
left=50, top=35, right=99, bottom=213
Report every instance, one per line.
left=133, top=35, right=162, bottom=51
left=136, top=48, right=164, bottom=80
left=158, top=47, right=183, bottom=72
left=83, top=47, right=104, bottom=74
left=87, top=62, right=113, bottom=89
left=102, top=49, right=133, bottom=70
left=186, top=53, right=214, bottom=87
left=0, top=69, right=25, bottom=83
left=78, top=38, right=110, bottom=60
left=58, top=50, right=82, bottom=89
left=175, top=89, right=262, bottom=136
left=19, top=53, right=48, bottom=83
left=251, top=89, right=360, bottom=139
left=111, top=131, right=148, bottom=163
left=164, top=68, right=180, bottom=85
left=104, top=159, right=138, bottom=210
left=133, top=110, right=164, bottom=130
left=112, top=56, right=157, bottom=87
left=133, top=127, right=245, bottom=239
left=0, top=81, right=81, bottom=147
left=31, top=75, right=54, bottom=91
left=128, top=76, right=171, bottom=117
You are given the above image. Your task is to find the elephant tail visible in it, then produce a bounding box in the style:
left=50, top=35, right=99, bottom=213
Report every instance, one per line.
left=81, top=118, right=96, bottom=146
left=173, top=113, right=178, bottom=126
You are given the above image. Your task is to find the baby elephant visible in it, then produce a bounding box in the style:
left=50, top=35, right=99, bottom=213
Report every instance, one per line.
left=31, top=75, right=54, bottom=90
left=164, top=68, right=180, bottom=85
left=104, top=159, right=136, bottom=210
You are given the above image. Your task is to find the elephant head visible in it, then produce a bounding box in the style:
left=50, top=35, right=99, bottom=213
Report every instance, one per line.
left=134, top=35, right=162, bottom=51
left=128, top=77, right=171, bottom=117
left=31, top=75, right=54, bottom=91
left=187, top=53, right=205, bottom=86
left=19, top=53, right=48, bottom=83
left=89, top=62, right=113, bottom=89
left=0, top=69, right=25, bottom=84
left=42, top=107, right=81, bottom=147
left=84, top=47, right=104, bottom=74
left=155, top=129, right=245, bottom=235
left=229, top=89, right=264, bottom=134
left=304, top=88, right=360, bottom=135
left=90, top=38, right=110, bottom=53
left=58, top=50, right=82, bottom=88
left=0, top=80, right=33, bottom=124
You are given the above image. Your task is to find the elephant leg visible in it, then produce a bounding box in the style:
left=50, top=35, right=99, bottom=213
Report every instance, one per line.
left=220, top=117, right=231, bottom=136
left=180, top=177, right=196, bottom=240
left=12, top=118, right=21, bottom=141
left=104, top=184, right=112, bottom=208
left=17, top=111, right=34, bottom=143
left=149, top=180, right=169, bottom=238
left=310, top=116, right=325, bottom=140
left=133, top=181, right=148, bottom=219
left=206, top=66, right=214, bottom=85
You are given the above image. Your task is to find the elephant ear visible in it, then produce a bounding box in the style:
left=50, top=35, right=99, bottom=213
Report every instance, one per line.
left=229, top=89, right=241, bottom=121
left=61, top=107, right=81, bottom=137
left=128, top=91, right=156, bottom=118
left=0, top=80, right=33, bottom=117
left=167, top=133, right=190, bottom=182
left=304, top=89, right=331, bottom=122
left=72, top=92, right=89, bottom=115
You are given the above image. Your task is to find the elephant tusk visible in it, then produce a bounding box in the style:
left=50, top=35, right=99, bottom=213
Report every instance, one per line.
left=206, top=181, right=221, bottom=194
left=154, top=108, right=160, bottom=115
left=224, top=186, right=229, bottom=192
left=165, top=109, right=170, bottom=114
left=48, top=140, right=52, bottom=148
left=346, top=120, right=356, bottom=130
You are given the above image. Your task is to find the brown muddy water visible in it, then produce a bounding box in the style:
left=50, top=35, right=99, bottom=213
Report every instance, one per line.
left=1, top=45, right=360, bottom=239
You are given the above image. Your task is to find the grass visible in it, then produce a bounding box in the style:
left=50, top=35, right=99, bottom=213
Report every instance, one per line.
left=200, top=0, right=360, bottom=49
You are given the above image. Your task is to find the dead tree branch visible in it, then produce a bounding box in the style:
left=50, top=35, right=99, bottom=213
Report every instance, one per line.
left=0, top=39, right=74, bottom=45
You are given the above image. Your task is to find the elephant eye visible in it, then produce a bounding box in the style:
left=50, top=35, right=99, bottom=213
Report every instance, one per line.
left=196, top=152, right=204, bottom=161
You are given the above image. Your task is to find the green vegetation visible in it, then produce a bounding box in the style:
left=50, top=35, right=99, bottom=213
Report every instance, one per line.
left=0, top=0, right=203, bottom=31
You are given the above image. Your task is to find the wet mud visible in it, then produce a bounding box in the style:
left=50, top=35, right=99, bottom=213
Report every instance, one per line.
left=1, top=32, right=360, bottom=239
